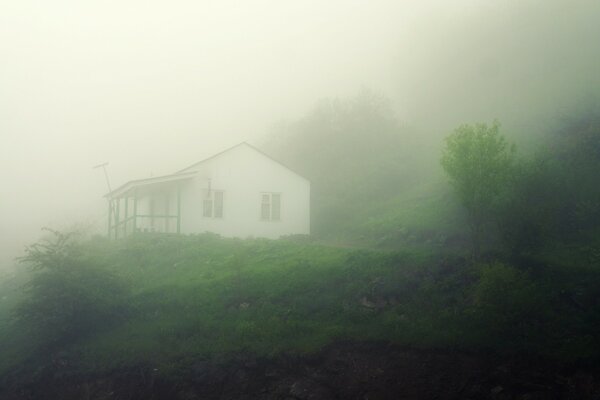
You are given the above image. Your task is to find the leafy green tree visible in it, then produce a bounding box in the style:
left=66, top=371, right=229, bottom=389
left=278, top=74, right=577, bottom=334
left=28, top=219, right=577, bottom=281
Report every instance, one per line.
left=441, top=121, right=516, bottom=258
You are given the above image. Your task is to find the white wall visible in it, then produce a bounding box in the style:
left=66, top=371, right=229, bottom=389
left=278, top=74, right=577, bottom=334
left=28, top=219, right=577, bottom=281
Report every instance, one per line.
left=178, top=144, right=310, bottom=239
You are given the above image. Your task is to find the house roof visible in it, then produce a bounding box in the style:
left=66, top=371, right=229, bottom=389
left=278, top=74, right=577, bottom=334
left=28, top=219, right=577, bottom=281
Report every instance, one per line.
left=106, top=171, right=197, bottom=198
left=177, top=142, right=309, bottom=182
left=106, top=142, right=308, bottom=199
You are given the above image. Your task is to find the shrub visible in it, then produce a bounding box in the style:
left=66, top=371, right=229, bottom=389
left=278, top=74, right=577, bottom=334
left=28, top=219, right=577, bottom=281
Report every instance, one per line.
left=14, top=229, right=130, bottom=347
left=471, top=263, right=551, bottom=352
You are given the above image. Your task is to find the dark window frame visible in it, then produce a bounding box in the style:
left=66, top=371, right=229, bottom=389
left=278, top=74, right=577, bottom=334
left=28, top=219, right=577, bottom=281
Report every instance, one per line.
left=203, top=190, right=224, bottom=219
left=260, top=192, right=281, bottom=221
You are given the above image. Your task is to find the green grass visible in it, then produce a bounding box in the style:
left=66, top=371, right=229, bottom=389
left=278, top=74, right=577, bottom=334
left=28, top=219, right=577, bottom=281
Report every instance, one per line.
left=0, top=234, right=444, bottom=375
left=74, top=235, right=428, bottom=371
left=1, top=233, right=599, bottom=379
left=318, top=179, right=467, bottom=251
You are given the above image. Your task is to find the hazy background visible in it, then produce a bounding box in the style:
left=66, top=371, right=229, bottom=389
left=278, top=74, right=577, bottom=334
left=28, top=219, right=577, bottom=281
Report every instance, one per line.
left=1, top=0, right=599, bottom=271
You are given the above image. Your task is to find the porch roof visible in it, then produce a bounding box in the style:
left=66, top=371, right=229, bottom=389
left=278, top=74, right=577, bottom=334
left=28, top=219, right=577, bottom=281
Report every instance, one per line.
left=105, top=171, right=197, bottom=199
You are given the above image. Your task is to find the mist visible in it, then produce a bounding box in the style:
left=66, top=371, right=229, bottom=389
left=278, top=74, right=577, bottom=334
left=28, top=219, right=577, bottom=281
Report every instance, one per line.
left=2, top=0, right=600, bottom=271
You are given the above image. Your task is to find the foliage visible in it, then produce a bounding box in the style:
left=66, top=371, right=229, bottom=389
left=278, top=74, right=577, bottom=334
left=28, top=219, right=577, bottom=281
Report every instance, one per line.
left=1, top=232, right=598, bottom=379
left=540, top=112, right=600, bottom=241
left=498, top=159, right=561, bottom=257
left=264, top=90, right=432, bottom=238
left=4, top=110, right=600, bottom=381
left=498, top=109, right=600, bottom=258
left=13, top=229, right=129, bottom=347
left=441, top=121, right=516, bottom=257
left=471, top=263, right=550, bottom=351
left=261, top=91, right=465, bottom=249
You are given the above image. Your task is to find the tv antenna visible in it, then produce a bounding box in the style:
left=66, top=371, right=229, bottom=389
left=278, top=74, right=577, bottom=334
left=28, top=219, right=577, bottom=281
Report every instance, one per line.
left=94, top=162, right=116, bottom=237
left=93, top=162, right=113, bottom=194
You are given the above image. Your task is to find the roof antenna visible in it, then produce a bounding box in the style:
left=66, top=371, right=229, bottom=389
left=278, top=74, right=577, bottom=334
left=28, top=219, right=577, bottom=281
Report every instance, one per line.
left=93, top=162, right=113, bottom=194
left=94, top=162, right=116, bottom=237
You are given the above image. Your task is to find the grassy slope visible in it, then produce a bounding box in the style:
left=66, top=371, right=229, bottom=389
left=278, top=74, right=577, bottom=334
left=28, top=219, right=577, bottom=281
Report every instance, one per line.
left=318, top=178, right=468, bottom=253
left=77, top=235, right=441, bottom=373
left=0, top=234, right=465, bottom=377
left=2, top=231, right=598, bottom=380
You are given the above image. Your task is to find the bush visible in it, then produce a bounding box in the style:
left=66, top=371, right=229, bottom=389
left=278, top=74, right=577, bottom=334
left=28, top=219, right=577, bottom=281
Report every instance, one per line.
left=14, top=229, right=130, bottom=347
left=471, top=263, right=552, bottom=352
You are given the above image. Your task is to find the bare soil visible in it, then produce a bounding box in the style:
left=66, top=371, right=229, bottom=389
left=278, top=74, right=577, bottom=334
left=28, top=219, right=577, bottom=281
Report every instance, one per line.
left=1, top=342, right=599, bottom=400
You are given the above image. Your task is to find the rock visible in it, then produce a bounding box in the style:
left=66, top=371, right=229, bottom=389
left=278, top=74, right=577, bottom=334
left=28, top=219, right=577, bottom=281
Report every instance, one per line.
left=360, top=296, right=377, bottom=309
left=359, top=296, right=388, bottom=310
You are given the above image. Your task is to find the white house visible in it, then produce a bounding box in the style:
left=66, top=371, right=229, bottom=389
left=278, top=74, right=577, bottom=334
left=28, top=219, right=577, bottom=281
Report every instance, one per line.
left=106, top=142, right=310, bottom=239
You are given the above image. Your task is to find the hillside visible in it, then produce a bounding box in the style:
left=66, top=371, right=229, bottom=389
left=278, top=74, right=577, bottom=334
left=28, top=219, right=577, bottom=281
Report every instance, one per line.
left=0, top=233, right=439, bottom=377
left=2, top=98, right=600, bottom=398
left=262, top=92, right=456, bottom=244
left=1, top=232, right=599, bottom=398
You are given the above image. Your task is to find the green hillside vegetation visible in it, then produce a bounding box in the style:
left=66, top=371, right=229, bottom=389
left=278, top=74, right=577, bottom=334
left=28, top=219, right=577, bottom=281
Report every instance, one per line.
left=1, top=94, right=599, bottom=387
left=263, top=91, right=455, bottom=245
left=1, top=230, right=599, bottom=381
left=266, top=93, right=600, bottom=262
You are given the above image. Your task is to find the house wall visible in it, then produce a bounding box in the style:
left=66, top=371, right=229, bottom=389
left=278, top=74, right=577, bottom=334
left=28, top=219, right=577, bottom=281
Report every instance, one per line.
left=178, top=144, right=310, bottom=239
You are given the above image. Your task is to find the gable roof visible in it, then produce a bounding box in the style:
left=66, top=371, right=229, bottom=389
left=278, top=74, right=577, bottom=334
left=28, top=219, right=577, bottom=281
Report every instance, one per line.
left=106, top=142, right=308, bottom=198
left=176, top=142, right=309, bottom=182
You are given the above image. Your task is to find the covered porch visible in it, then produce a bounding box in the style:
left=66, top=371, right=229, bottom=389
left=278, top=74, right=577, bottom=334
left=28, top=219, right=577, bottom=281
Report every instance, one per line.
left=105, top=172, right=196, bottom=239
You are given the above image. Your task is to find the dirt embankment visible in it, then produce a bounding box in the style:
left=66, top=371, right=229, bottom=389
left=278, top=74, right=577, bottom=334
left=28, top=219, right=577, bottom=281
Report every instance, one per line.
left=2, top=342, right=599, bottom=400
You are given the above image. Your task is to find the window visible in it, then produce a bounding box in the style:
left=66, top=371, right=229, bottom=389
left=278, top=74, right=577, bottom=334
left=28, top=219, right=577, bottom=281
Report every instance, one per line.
left=260, top=193, right=281, bottom=221
left=203, top=190, right=224, bottom=218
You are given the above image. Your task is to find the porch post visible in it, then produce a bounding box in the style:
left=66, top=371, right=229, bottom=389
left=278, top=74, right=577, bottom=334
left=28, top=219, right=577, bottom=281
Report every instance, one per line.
left=132, top=190, right=138, bottom=233
left=164, top=192, right=170, bottom=233
left=177, top=184, right=181, bottom=234
left=124, top=196, right=129, bottom=236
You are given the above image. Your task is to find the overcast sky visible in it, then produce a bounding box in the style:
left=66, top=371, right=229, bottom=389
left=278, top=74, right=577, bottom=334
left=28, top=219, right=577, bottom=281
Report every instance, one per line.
left=1, top=0, right=599, bottom=271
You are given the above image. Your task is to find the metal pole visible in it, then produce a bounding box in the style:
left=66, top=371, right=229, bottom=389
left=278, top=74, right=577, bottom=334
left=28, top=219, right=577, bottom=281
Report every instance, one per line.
left=107, top=199, right=112, bottom=239
left=115, top=198, right=120, bottom=239
left=93, top=162, right=113, bottom=194
left=93, top=162, right=115, bottom=239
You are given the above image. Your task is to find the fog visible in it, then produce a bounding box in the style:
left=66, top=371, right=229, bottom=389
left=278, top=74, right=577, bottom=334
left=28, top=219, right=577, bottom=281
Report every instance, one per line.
left=1, top=0, right=599, bottom=271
